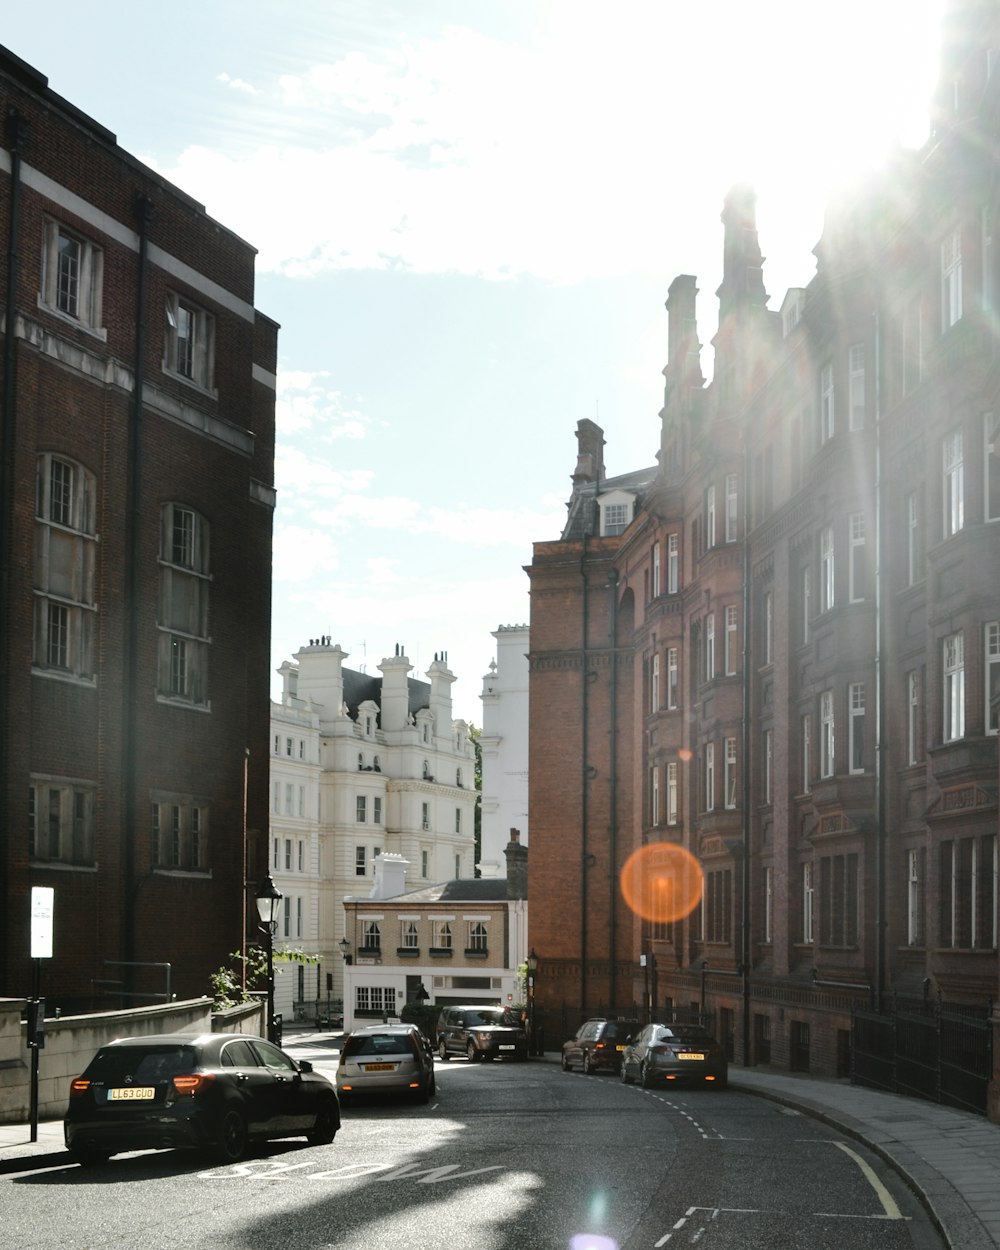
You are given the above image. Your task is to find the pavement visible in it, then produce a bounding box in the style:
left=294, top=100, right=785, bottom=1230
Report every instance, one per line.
left=3, top=1031, right=997, bottom=1250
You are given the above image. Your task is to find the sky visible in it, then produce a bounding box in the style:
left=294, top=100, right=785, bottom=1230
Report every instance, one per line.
left=4, top=1, right=946, bottom=723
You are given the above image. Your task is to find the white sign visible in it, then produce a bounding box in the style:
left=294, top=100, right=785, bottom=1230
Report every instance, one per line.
left=30, top=887, right=54, bottom=959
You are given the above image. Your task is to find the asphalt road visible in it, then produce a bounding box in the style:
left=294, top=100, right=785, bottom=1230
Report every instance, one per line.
left=0, top=1044, right=945, bottom=1250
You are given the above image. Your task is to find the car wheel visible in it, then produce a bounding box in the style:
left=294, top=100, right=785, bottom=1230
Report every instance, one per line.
left=640, top=1061, right=654, bottom=1089
left=438, top=1040, right=450, bottom=1061
left=466, top=1042, right=479, bottom=1062
left=620, top=1061, right=633, bottom=1085
left=71, top=1146, right=111, bottom=1167
left=306, top=1099, right=338, bottom=1145
left=216, top=1107, right=249, bottom=1163
left=561, top=1052, right=571, bottom=1071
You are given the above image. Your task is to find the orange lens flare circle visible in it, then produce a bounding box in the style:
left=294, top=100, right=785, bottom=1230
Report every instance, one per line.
left=619, top=842, right=703, bottom=925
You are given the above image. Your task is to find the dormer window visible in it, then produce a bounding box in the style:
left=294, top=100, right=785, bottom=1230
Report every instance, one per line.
left=598, top=490, right=635, bottom=537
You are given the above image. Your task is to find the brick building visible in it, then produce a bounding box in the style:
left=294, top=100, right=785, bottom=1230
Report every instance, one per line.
left=0, top=47, right=277, bottom=1008
left=527, top=0, right=1000, bottom=1117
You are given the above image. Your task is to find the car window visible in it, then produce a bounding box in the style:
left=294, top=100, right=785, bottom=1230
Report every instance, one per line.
left=86, top=1045, right=196, bottom=1083
left=249, top=1039, right=296, bottom=1072
left=466, top=1009, right=505, bottom=1026
left=343, top=1033, right=411, bottom=1058
left=221, top=1039, right=258, bottom=1067
left=601, top=1022, right=636, bottom=1041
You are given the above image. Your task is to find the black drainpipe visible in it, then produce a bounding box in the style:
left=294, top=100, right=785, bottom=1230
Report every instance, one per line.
left=608, top=567, right=619, bottom=1008
left=123, top=195, right=152, bottom=974
left=0, top=109, right=26, bottom=985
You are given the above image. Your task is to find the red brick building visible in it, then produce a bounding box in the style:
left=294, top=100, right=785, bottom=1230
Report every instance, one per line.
left=528, top=0, right=1000, bottom=1117
left=0, top=47, right=276, bottom=1009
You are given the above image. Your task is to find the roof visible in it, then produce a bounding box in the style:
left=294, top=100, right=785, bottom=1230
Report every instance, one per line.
left=366, top=877, right=512, bottom=905
left=561, top=465, right=659, bottom=542
left=341, top=666, right=431, bottom=724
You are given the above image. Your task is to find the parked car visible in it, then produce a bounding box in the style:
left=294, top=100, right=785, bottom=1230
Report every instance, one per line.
left=336, top=1024, right=436, bottom=1103
left=64, top=1033, right=340, bottom=1167
left=620, top=1023, right=728, bottom=1089
left=436, top=1005, right=528, bottom=1062
left=561, top=1018, right=638, bottom=1074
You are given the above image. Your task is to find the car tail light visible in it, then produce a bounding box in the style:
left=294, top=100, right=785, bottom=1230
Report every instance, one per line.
left=69, top=1078, right=90, bottom=1098
left=595, top=1042, right=608, bottom=1051
left=172, top=1073, right=215, bottom=1096
left=649, top=1045, right=671, bottom=1057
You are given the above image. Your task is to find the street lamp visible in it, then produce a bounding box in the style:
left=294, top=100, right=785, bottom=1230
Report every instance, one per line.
left=255, top=872, right=283, bottom=1043
left=338, top=936, right=352, bottom=965
left=526, top=948, right=539, bottom=1056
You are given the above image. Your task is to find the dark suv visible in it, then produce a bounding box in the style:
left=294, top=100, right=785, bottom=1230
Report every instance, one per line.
left=436, top=1005, right=528, bottom=1062
left=561, top=1018, right=638, bottom=1074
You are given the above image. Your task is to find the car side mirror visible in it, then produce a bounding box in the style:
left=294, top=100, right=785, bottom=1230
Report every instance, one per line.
left=456, top=1017, right=465, bottom=1027
left=297, top=1059, right=313, bottom=1074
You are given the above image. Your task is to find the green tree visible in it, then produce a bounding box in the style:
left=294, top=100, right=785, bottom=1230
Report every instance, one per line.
left=209, top=945, right=317, bottom=1011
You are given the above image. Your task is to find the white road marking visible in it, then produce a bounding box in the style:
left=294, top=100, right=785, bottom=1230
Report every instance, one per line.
left=826, top=1141, right=905, bottom=1220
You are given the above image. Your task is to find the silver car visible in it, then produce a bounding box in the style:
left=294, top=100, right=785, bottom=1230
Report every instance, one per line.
left=336, top=1024, right=436, bottom=1103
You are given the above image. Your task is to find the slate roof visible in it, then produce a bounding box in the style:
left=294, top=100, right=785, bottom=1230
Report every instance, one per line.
left=341, top=666, right=431, bottom=726
left=561, top=464, right=659, bottom=541
left=377, top=878, right=512, bottom=905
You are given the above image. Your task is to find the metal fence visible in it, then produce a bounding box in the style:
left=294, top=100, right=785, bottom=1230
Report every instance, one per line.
left=852, top=1003, right=993, bottom=1116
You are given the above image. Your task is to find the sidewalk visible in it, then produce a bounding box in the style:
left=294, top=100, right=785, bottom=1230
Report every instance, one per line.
left=3, top=1050, right=997, bottom=1250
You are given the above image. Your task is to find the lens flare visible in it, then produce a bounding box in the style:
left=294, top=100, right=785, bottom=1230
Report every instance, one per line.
left=619, top=841, right=703, bottom=924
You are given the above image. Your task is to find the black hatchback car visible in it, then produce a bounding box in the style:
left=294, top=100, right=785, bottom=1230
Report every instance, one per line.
left=620, top=1023, right=728, bottom=1089
left=64, top=1033, right=340, bottom=1166
left=561, top=1018, right=638, bottom=1074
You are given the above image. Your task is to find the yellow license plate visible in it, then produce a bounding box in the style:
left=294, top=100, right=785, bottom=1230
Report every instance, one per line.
left=363, top=1063, right=395, bottom=1071
left=677, top=1053, right=705, bottom=1061
left=108, top=1086, right=155, bottom=1100
left=616, top=1044, right=626, bottom=1051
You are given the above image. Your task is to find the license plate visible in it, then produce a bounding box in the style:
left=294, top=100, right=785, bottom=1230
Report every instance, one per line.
left=108, top=1086, right=155, bottom=1101
left=363, top=1063, right=395, bottom=1071
left=677, top=1053, right=705, bottom=1061
left=616, top=1044, right=626, bottom=1051
left=499, top=1045, right=515, bottom=1050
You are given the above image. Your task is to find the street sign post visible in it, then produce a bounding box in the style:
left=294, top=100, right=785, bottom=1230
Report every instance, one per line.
left=28, top=887, right=53, bottom=1143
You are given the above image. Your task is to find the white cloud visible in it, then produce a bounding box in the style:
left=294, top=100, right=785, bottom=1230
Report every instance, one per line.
left=217, top=71, right=258, bottom=95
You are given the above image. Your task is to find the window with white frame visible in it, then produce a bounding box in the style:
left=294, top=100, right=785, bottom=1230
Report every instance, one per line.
left=705, top=614, right=715, bottom=681
left=986, top=623, right=1000, bottom=734
left=432, top=920, right=452, bottom=949
left=724, top=737, right=737, bottom=808
left=848, top=513, right=866, bottom=602
left=941, top=227, right=963, bottom=330
left=421, top=849, right=429, bottom=877
left=652, top=541, right=661, bottom=597
left=361, top=920, right=381, bottom=950
left=355, top=985, right=395, bottom=1016
left=907, top=489, right=924, bottom=585
left=157, top=504, right=210, bottom=705
left=849, top=682, right=866, bottom=773
left=455, top=807, right=462, bottom=834
left=801, top=713, right=812, bottom=794
left=724, top=605, right=738, bottom=675
left=907, top=669, right=920, bottom=763
left=820, top=526, right=834, bottom=612
left=943, top=429, right=964, bottom=538
left=667, top=534, right=680, bottom=593
left=650, top=652, right=660, bottom=712
left=907, top=847, right=925, bottom=946
left=467, top=921, right=488, bottom=951
left=801, top=565, right=811, bottom=644
left=29, top=780, right=95, bottom=864
left=763, top=728, right=773, bottom=803
left=703, top=742, right=715, bottom=812
left=33, top=454, right=98, bottom=680
left=650, top=765, right=660, bottom=826
left=373, top=795, right=382, bottom=824
left=297, top=839, right=304, bottom=871
left=150, top=797, right=208, bottom=871
left=762, top=590, right=773, bottom=664
left=984, top=413, right=1000, bottom=521
left=355, top=846, right=366, bottom=877
left=705, top=484, right=716, bottom=549
left=667, top=647, right=679, bottom=709
left=820, top=690, right=835, bottom=778
left=41, top=219, right=104, bottom=332
left=819, top=362, right=835, bottom=442
left=284, top=837, right=292, bottom=869
left=940, top=835, right=997, bottom=949
left=848, top=343, right=865, bottom=430
left=666, top=762, right=678, bottom=825
left=284, top=784, right=293, bottom=816
left=421, top=802, right=430, bottom=831
left=943, top=631, right=965, bottom=741
left=356, top=794, right=367, bottom=823
left=803, top=862, right=815, bottom=943
left=725, top=473, right=738, bottom=542
left=602, top=501, right=630, bottom=536
left=272, top=836, right=279, bottom=868
left=401, top=921, right=419, bottom=949
left=164, top=290, right=215, bottom=389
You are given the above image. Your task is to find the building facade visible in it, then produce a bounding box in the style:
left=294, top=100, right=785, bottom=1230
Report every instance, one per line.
left=341, top=836, right=528, bottom=1031
left=527, top=0, right=1000, bottom=1118
left=478, top=623, right=530, bottom=877
left=268, top=641, right=478, bottom=1020
left=0, top=47, right=277, bottom=1008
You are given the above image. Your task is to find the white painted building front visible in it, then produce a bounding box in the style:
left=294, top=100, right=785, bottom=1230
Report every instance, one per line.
left=478, top=624, right=529, bottom=878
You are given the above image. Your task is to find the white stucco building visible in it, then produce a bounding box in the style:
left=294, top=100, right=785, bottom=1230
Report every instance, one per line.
left=267, top=640, right=477, bottom=1022
left=478, top=624, right=529, bottom=878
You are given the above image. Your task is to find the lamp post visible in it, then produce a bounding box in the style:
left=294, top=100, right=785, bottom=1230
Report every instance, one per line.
left=338, top=936, right=352, bottom=964
left=255, top=872, right=283, bottom=1044
left=526, top=948, right=539, bottom=1056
